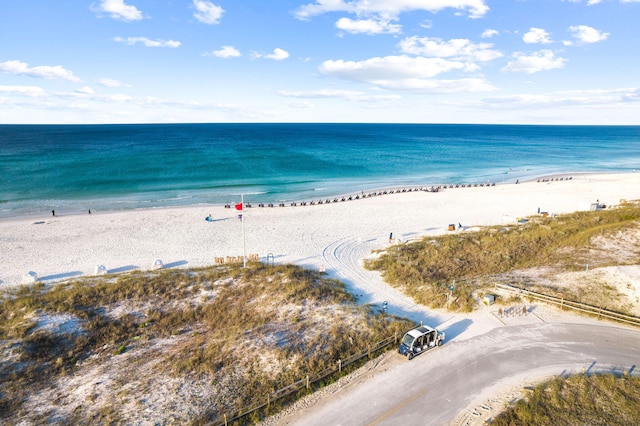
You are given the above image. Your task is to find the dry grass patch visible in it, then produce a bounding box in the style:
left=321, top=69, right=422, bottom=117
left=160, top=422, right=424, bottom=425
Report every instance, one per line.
left=491, top=374, right=640, bottom=426
left=365, top=201, right=640, bottom=313
left=0, top=263, right=413, bottom=424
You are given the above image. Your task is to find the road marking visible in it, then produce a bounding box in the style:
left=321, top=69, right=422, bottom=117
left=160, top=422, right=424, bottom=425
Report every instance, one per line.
left=366, top=385, right=431, bottom=425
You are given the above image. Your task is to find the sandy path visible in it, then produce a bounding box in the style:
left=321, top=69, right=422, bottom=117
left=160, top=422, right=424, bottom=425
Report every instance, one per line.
left=279, top=322, right=640, bottom=426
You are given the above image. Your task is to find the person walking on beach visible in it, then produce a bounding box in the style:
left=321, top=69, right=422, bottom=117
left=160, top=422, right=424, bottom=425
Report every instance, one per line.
left=52, top=210, right=55, bottom=217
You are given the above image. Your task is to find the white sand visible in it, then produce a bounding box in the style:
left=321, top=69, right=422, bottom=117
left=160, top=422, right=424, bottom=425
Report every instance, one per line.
left=1, top=172, right=639, bottom=340
left=3, top=172, right=640, bottom=424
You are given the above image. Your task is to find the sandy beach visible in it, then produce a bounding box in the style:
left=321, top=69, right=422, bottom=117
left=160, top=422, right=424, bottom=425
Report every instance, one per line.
left=1, top=173, right=638, bottom=289
left=0, top=172, right=636, bottom=285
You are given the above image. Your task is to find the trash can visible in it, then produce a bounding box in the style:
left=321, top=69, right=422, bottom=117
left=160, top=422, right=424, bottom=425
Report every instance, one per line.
left=448, top=224, right=455, bottom=231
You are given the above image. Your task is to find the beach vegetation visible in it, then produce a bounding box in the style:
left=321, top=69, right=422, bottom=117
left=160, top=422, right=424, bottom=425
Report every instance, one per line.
left=365, top=201, right=640, bottom=312
left=0, top=263, right=413, bottom=424
left=491, top=373, right=640, bottom=426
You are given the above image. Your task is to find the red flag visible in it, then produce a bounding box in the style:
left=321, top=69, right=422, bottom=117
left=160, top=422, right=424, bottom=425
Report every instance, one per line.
left=235, top=203, right=243, bottom=211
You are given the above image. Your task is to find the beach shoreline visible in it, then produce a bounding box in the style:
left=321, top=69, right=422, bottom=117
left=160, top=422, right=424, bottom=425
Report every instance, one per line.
left=0, top=170, right=593, bottom=223
left=1, top=171, right=638, bottom=292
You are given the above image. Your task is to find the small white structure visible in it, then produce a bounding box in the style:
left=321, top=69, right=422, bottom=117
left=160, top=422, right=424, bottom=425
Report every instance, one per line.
left=589, top=202, right=605, bottom=211
left=483, top=294, right=496, bottom=305
left=151, top=259, right=164, bottom=270
left=94, top=265, right=108, bottom=275
left=22, top=271, right=38, bottom=284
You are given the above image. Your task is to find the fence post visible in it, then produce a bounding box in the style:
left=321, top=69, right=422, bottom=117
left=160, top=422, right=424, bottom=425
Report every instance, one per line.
left=224, top=413, right=227, bottom=426
left=267, top=393, right=270, bottom=407
left=368, top=345, right=371, bottom=359
left=338, top=359, right=342, bottom=372
left=306, top=375, right=310, bottom=390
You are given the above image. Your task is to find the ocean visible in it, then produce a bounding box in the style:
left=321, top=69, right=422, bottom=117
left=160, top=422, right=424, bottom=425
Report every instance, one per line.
left=1, top=123, right=639, bottom=219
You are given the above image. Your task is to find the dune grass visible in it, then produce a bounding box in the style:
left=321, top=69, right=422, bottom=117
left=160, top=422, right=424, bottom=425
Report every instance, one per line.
left=364, top=201, right=640, bottom=312
left=491, top=373, right=640, bottom=425
left=0, top=263, right=414, bottom=424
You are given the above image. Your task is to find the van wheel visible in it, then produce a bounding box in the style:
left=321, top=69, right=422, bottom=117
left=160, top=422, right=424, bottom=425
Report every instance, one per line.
left=407, top=353, right=414, bottom=360
left=437, top=340, right=443, bottom=346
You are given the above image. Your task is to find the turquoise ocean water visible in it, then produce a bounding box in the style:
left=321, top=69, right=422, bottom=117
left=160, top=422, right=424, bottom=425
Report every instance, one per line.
left=1, top=123, right=639, bottom=219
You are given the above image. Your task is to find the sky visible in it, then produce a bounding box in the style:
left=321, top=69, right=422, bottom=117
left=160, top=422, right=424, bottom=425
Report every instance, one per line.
left=1, top=0, right=639, bottom=125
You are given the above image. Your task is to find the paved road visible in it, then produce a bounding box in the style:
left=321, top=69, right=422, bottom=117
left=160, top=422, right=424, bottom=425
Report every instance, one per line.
left=288, top=322, right=640, bottom=425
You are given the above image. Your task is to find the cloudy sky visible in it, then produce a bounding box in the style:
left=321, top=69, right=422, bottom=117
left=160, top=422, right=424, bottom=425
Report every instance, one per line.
left=1, top=0, right=639, bottom=124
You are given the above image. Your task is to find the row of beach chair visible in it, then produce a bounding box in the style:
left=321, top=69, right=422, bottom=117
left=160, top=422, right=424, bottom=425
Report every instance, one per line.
left=222, top=183, right=496, bottom=209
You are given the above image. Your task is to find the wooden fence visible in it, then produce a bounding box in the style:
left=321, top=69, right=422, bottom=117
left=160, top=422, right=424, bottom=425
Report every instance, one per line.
left=494, top=283, right=640, bottom=328
left=210, top=331, right=404, bottom=425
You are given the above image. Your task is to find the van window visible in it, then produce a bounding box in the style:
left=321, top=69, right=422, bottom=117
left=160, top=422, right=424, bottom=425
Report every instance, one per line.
left=401, top=334, right=414, bottom=347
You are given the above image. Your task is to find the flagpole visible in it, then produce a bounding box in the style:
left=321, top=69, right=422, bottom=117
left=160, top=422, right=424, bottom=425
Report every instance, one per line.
left=241, top=194, right=246, bottom=268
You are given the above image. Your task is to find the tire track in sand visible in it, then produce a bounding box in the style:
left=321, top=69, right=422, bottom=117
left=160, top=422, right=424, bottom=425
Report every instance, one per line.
left=321, top=234, right=426, bottom=320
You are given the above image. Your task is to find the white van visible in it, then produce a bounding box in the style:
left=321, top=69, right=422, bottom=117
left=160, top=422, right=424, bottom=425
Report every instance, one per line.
left=398, top=325, right=445, bottom=360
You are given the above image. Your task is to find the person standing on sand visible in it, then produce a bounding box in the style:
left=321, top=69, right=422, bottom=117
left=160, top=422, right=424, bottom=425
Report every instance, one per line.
left=52, top=210, right=55, bottom=216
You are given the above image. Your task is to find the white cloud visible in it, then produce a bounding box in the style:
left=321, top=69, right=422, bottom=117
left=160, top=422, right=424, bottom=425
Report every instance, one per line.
left=76, top=86, right=95, bottom=95
left=501, top=50, right=566, bottom=73
left=319, top=55, right=465, bottom=81
left=99, top=77, right=125, bottom=88
left=621, top=88, right=640, bottom=102
left=335, top=17, right=401, bottom=35
left=481, top=29, right=499, bottom=38
left=561, top=0, right=602, bottom=5
left=523, top=27, right=552, bottom=44
left=104, top=93, right=133, bottom=102
left=286, top=100, right=316, bottom=109
left=0, top=85, right=46, bottom=97
left=0, top=60, right=80, bottom=82
left=278, top=89, right=400, bottom=102
left=399, top=36, right=503, bottom=62
left=193, top=0, right=224, bottom=24
left=318, top=55, right=495, bottom=92
left=294, top=0, right=490, bottom=21
left=376, top=78, right=494, bottom=92
left=254, top=48, right=290, bottom=60
left=469, top=87, right=640, bottom=111
left=420, top=20, right=433, bottom=30
left=114, top=36, right=181, bottom=48
left=568, top=25, right=609, bottom=44
left=209, top=46, right=241, bottom=58
left=92, top=0, right=143, bottom=22
left=280, top=89, right=363, bottom=98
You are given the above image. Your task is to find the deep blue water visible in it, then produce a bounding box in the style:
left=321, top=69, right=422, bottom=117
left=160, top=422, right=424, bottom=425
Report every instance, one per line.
left=1, top=123, right=639, bottom=218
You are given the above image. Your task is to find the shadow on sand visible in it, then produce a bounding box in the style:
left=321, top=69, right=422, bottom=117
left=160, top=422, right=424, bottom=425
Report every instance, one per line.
left=442, top=318, right=473, bottom=341
left=40, top=271, right=83, bottom=281
left=164, top=260, right=188, bottom=269
left=108, top=265, right=139, bottom=274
